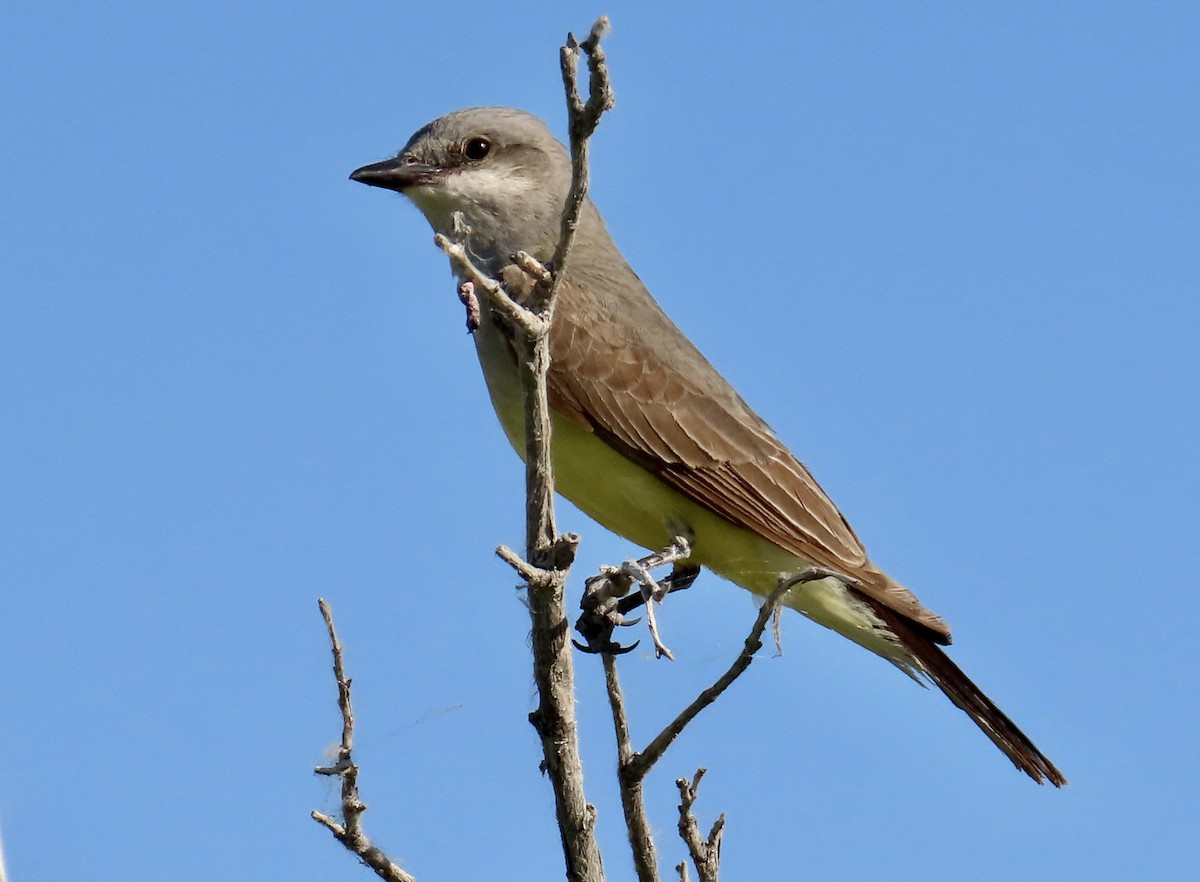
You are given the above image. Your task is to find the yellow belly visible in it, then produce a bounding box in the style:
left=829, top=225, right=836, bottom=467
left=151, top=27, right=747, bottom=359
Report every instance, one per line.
left=469, top=319, right=914, bottom=670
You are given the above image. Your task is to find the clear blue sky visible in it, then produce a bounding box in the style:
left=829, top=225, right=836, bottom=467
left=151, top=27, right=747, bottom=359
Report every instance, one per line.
left=3, top=2, right=1197, bottom=880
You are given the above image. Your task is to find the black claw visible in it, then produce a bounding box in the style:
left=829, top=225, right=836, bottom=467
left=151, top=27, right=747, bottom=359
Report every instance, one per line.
left=572, top=637, right=640, bottom=655
left=575, top=550, right=699, bottom=657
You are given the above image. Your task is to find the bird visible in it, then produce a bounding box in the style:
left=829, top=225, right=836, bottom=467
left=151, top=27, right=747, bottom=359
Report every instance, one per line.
left=350, top=106, right=1066, bottom=787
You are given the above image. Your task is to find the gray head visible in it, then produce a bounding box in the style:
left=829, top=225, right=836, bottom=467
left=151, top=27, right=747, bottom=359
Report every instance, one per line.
left=351, top=107, right=576, bottom=267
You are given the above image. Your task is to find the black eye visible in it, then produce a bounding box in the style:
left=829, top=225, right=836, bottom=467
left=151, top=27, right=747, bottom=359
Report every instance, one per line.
left=463, top=137, right=491, bottom=161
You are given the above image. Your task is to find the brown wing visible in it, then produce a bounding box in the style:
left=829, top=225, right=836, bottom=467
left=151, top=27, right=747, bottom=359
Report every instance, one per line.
left=544, top=263, right=952, bottom=644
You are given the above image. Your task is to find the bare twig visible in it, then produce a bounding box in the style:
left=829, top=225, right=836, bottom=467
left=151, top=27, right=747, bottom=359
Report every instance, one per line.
left=626, top=577, right=796, bottom=780
left=676, top=770, right=723, bottom=882
left=593, top=572, right=805, bottom=882
left=496, top=543, right=553, bottom=586
left=434, top=234, right=547, bottom=338
left=620, top=537, right=692, bottom=659
left=312, top=599, right=417, bottom=882
left=632, top=538, right=694, bottom=597
left=620, top=559, right=671, bottom=659
left=512, top=249, right=553, bottom=286
left=540, top=16, right=615, bottom=314
left=602, top=653, right=660, bottom=882
left=628, top=569, right=841, bottom=775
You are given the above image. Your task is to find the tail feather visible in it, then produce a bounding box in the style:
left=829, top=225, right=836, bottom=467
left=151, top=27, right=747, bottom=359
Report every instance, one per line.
left=862, top=595, right=1067, bottom=787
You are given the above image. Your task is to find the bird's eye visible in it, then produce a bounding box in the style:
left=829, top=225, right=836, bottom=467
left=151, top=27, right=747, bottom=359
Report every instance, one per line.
left=463, top=137, right=492, bottom=161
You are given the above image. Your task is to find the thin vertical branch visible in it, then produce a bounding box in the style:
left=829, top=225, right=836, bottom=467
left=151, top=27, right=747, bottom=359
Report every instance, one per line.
left=548, top=16, right=615, bottom=299
left=483, top=18, right=616, bottom=882
left=431, top=18, right=620, bottom=882
left=603, top=654, right=661, bottom=882
left=312, top=599, right=417, bottom=882
left=676, top=771, right=723, bottom=882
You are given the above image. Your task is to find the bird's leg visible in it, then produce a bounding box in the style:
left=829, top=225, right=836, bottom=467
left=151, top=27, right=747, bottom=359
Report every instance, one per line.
left=616, top=561, right=699, bottom=616
left=628, top=537, right=693, bottom=602
left=574, top=537, right=697, bottom=658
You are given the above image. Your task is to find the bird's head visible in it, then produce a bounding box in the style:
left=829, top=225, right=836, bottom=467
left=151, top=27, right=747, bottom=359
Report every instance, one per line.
left=351, top=107, right=574, bottom=267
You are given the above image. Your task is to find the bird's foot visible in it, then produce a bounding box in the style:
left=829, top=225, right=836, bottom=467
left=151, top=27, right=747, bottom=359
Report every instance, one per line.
left=573, top=537, right=699, bottom=658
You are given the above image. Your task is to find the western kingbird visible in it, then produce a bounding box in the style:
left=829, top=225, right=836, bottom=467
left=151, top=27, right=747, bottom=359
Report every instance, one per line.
left=350, top=107, right=1065, bottom=786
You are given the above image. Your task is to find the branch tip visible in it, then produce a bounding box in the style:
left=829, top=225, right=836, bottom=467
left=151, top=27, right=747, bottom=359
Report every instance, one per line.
left=311, top=602, right=417, bottom=882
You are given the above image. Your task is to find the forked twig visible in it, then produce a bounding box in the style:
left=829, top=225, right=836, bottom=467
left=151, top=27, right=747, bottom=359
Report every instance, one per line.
left=626, top=575, right=798, bottom=779
left=676, top=770, right=724, bottom=882
left=597, top=567, right=838, bottom=881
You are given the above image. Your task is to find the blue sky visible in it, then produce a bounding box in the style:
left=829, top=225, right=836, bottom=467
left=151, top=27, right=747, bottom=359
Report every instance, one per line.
left=3, top=2, right=1198, bottom=879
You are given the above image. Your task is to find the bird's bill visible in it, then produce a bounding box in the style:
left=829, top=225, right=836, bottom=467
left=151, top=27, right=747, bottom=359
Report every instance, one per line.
left=349, top=157, right=441, bottom=192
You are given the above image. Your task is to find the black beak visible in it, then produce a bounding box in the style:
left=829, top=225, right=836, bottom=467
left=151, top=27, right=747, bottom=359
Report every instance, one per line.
left=349, top=157, right=441, bottom=192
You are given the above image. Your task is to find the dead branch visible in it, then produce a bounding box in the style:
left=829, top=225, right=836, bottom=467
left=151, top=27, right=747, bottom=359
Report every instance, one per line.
left=590, top=564, right=790, bottom=882
left=676, top=770, right=723, bottom=882
left=602, top=652, right=659, bottom=882
left=541, top=16, right=615, bottom=314
left=311, top=599, right=417, bottom=882
left=429, top=19, right=616, bottom=882
left=626, top=576, right=796, bottom=781
left=593, top=568, right=836, bottom=879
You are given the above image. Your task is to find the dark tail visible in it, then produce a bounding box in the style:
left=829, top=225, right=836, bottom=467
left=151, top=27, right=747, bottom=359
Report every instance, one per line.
left=864, top=596, right=1067, bottom=787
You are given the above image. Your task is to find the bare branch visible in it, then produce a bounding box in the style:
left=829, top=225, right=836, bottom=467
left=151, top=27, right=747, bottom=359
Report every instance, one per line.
left=502, top=22, right=616, bottom=882
left=625, top=577, right=795, bottom=781
left=434, top=234, right=547, bottom=337
left=496, top=544, right=553, bottom=587
left=531, top=16, right=615, bottom=315
left=622, top=557, right=676, bottom=660
left=312, top=599, right=417, bottom=882
left=602, top=653, right=660, bottom=882
left=676, top=771, right=723, bottom=882
left=396, top=21, right=616, bottom=882
left=592, top=557, right=831, bottom=880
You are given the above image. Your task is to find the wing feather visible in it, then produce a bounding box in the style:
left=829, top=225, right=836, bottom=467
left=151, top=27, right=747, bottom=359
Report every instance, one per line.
left=543, top=268, right=951, bottom=643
